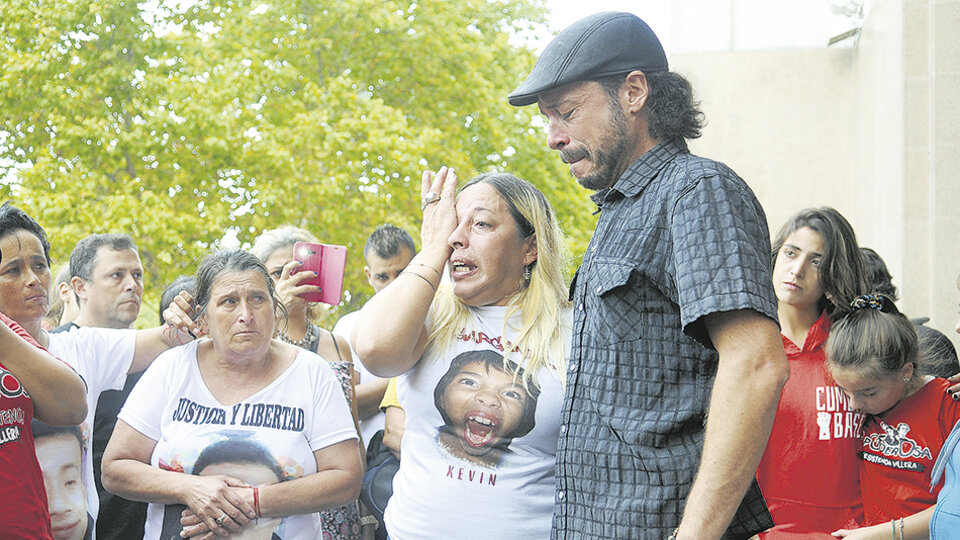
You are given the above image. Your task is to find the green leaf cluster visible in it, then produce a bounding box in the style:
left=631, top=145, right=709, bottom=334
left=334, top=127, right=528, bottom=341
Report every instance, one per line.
left=0, top=0, right=596, bottom=324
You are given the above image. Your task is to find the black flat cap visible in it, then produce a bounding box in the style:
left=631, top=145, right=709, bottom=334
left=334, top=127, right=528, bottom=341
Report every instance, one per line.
left=508, top=11, right=667, bottom=106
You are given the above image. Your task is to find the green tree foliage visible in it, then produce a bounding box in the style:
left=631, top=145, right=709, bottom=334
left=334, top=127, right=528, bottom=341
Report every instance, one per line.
left=0, top=0, right=596, bottom=322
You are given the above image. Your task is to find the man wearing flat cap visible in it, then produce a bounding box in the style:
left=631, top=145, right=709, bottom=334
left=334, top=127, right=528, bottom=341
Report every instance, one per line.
left=510, top=11, right=789, bottom=540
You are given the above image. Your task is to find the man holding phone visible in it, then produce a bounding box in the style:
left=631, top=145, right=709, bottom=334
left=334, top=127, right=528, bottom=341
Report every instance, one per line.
left=333, top=224, right=416, bottom=447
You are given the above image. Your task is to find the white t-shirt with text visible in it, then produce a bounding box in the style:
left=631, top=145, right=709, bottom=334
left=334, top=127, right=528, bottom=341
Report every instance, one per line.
left=118, top=340, right=358, bottom=540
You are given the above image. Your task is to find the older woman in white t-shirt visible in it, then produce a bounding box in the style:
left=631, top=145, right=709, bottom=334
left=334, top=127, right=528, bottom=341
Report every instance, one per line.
left=102, top=249, right=362, bottom=540
left=353, top=168, right=572, bottom=540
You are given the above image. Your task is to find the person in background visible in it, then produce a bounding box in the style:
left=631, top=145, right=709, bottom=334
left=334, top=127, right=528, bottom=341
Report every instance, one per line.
left=927, top=274, right=960, bottom=538
left=333, top=224, right=415, bottom=448
left=159, top=276, right=196, bottom=323
left=828, top=294, right=960, bottom=539
left=861, top=247, right=899, bottom=302
left=0, top=203, right=192, bottom=536
left=250, top=226, right=365, bottom=540
left=42, top=264, right=77, bottom=331
left=860, top=246, right=959, bottom=379
left=53, top=234, right=149, bottom=540
left=509, top=11, right=788, bottom=538
left=353, top=169, right=572, bottom=539
left=102, top=249, right=361, bottom=540
left=757, top=207, right=869, bottom=538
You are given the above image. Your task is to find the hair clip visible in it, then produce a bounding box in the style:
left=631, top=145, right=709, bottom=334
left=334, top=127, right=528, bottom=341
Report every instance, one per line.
left=850, top=293, right=897, bottom=314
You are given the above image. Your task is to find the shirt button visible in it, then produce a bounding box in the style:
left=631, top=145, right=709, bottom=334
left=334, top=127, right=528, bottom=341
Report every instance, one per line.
left=560, top=424, right=566, bottom=434
left=568, top=362, right=577, bottom=372
left=558, top=490, right=566, bottom=500
left=596, top=285, right=602, bottom=293
left=578, top=303, right=584, bottom=311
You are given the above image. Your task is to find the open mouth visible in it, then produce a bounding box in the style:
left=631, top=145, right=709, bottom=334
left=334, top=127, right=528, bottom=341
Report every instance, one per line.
left=463, top=413, right=499, bottom=448
left=450, top=261, right=477, bottom=277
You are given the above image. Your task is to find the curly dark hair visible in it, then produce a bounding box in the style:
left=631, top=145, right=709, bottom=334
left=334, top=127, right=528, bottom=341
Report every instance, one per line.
left=594, top=71, right=705, bottom=142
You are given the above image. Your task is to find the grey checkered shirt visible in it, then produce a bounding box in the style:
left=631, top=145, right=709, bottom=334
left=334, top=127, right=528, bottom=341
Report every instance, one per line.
left=552, top=140, right=778, bottom=539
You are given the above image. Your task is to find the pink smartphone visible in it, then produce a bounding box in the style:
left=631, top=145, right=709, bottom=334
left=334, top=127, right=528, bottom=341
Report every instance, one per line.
left=291, top=241, right=347, bottom=305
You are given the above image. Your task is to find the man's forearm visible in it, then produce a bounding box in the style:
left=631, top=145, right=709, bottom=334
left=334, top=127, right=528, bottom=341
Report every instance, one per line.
left=678, top=311, right=789, bottom=539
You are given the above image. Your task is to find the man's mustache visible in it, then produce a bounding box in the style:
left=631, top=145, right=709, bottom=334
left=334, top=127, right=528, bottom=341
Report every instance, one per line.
left=560, top=148, right=589, bottom=164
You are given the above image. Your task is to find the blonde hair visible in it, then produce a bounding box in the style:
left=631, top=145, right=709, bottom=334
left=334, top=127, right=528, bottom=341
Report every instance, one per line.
left=427, top=173, right=572, bottom=388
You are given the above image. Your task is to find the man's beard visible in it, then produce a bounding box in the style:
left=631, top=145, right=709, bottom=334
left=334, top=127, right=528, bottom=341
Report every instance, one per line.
left=561, top=102, right=631, bottom=191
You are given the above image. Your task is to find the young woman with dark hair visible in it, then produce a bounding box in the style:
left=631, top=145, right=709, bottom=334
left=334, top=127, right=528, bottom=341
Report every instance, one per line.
left=756, top=207, right=871, bottom=538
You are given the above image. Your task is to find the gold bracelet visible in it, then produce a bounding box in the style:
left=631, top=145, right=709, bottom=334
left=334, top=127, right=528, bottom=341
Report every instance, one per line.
left=401, top=270, right=436, bottom=292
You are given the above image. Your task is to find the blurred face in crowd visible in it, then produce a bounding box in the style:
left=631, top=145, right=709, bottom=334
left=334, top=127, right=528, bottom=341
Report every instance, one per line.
left=0, top=230, right=51, bottom=330
left=36, top=433, right=88, bottom=540
left=773, top=226, right=825, bottom=315
left=74, top=246, right=143, bottom=328
left=364, top=248, right=414, bottom=294
left=446, top=183, right=537, bottom=307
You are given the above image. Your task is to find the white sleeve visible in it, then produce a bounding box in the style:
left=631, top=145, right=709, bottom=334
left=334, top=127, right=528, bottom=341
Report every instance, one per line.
left=307, top=356, right=359, bottom=451
left=117, top=348, right=176, bottom=441
left=48, top=327, right=136, bottom=395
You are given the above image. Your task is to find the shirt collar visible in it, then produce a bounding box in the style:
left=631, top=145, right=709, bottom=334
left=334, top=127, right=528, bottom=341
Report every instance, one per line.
left=589, top=138, right=689, bottom=210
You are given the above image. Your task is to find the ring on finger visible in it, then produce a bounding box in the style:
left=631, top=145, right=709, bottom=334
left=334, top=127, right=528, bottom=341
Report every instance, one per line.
left=215, top=513, right=227, bottom=525
left=421, top=191, right=440, bottom=210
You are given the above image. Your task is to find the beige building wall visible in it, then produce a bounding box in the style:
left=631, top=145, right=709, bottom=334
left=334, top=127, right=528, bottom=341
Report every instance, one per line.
left=671, top=0, right=960, bottom=349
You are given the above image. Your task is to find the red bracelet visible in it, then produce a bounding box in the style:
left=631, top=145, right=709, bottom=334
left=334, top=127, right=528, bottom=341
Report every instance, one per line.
left=252, top=486, right=262, bottom=518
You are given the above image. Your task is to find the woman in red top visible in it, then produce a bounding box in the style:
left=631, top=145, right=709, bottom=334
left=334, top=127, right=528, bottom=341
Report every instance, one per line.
left=1, top=200, right=88, bottom=539
left=756, top=207, right=870, bottom=538
left=828, top=294, right=960, bottom=539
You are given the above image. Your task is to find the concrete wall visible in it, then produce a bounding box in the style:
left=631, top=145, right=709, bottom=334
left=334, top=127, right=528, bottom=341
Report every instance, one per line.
left=671, top=0, right=960, bottom=347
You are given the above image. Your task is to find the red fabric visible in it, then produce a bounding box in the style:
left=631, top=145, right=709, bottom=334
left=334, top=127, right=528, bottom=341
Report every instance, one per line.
left=859, top=377, right=960, bottom=525
left=757, top=312, right=865, bottom=537
left=0, top=312, right=54, bottom=539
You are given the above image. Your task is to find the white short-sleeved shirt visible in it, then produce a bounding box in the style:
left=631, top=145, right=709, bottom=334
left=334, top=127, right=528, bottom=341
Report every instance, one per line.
left=119, top=340, right=358, bottom=540
left=48, top=326, right=136, bottom=531
left=333, top=310, right=386, bottom=443
left=385, top=305, right=570, bottom=540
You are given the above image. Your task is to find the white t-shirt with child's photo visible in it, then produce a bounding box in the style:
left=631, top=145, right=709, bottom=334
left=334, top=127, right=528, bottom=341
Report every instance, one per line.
left=118, top=340, right=358, bottom=540
left=386, top=305, right=570, bottom=540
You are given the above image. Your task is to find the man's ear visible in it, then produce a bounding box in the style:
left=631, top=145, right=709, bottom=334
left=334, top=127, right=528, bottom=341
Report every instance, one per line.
left=70, top=276, right=88, bottom=302
left=623, top=70, right=651, bottom=115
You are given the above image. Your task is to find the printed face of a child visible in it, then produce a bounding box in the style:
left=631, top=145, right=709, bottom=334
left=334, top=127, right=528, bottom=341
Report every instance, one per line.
left=441, top=361, right=528, bottom=457
left=35, top=433, right=87, bottom=540
left=198, top=461, right=281, bottom=539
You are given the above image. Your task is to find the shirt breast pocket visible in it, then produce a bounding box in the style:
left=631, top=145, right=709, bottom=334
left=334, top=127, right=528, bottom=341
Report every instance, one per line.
left=587, top=261, right=642, bottom=346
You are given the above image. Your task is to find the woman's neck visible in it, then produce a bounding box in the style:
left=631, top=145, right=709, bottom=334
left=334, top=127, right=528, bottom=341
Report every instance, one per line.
left=280, top=308, right=308, bottom=341
left=18, top=317, right=46, bottom=347
left=777, top=302, right=821, bottom=347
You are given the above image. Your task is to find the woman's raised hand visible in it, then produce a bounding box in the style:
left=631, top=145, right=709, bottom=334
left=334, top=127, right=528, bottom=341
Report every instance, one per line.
left=274, top=259, right=318, bottom=315
left=420, top=166, right=459, bottom=262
